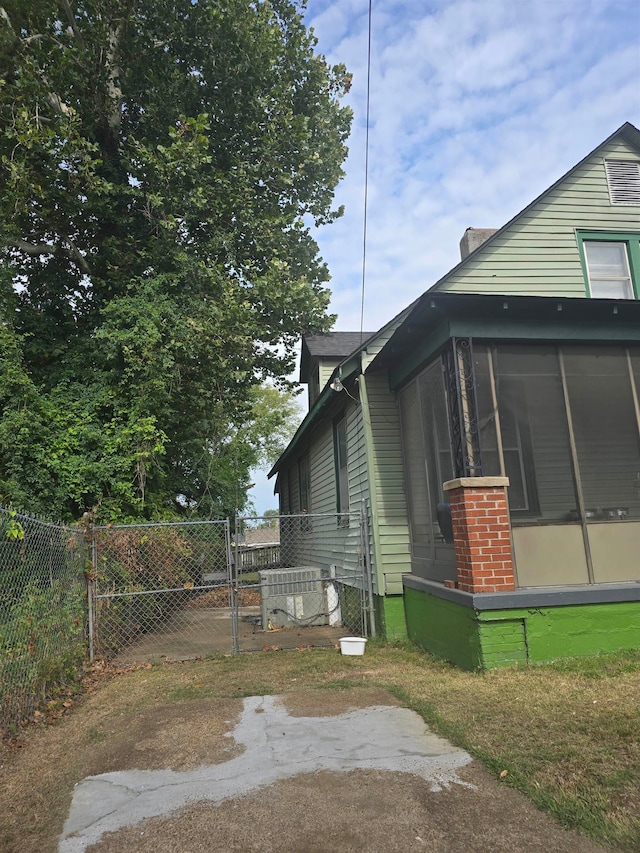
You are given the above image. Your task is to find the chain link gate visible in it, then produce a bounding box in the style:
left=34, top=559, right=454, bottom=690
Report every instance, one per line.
left=89, top=510, right=375, bottom=663
left=89, top=520, right=233, bottom=662
left=233, top=509, right=375, bottom=653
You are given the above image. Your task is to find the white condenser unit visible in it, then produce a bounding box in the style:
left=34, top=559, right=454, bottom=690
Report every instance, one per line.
left=259, top=567, right=327, bottom=628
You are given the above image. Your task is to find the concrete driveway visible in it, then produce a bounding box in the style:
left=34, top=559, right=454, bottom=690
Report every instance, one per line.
left=59, top=690, right=607, bottom=853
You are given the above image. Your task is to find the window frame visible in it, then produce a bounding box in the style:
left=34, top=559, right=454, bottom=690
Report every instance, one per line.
left=577, top=231, right=640, bottom=300
left=298, top=454, right=311, bottom=531
left=333, top=412, right=350, bottom=524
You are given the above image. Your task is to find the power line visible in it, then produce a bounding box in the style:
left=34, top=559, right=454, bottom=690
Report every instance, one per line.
left=359, top=0, right=373, bottom=346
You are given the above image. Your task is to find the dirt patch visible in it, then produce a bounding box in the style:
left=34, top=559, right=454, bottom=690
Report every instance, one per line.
left=82, top=697, right=243, bottom=773
left=85, top=762, right=606, bottom=853
left=0, top=688, right=244, bottom=853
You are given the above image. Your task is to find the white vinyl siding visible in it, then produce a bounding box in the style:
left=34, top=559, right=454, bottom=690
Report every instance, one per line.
left=438, top=138, right=640, bottom=297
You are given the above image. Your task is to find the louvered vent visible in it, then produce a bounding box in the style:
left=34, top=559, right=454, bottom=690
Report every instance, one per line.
left=605, top=160, right=640, bottom=205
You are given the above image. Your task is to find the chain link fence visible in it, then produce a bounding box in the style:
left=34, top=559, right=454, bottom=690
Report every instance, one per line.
left=91, top=511, right=374, bottom=661
left=234, top=511, right=374, bottom=652
left=91, top=520, right=232, bottom=662
left=0, top=506, right=88, bottom=731
left=1, top=506, right=376, bottom=725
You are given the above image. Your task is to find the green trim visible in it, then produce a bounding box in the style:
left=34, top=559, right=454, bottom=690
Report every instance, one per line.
left=389, top=315, right=640, bottom=391
left=268, top=380, right=337, bottom=477
left=388, top=319, right=450, bottom=390
left=576, top=230, right=640, bottom=299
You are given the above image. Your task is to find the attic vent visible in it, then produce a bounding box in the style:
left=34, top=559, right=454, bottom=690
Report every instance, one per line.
left=604, top=160, right=640, bottom=205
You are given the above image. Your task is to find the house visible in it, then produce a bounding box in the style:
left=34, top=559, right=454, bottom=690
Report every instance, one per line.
left=269, top=122, right=640, bottom=669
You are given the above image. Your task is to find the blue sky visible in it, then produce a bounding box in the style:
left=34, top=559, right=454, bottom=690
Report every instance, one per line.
left=248, top=0, right=640, bottom=515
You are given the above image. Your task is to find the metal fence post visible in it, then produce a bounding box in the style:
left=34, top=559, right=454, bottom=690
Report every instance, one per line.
left=231, top=516, right=239, bottom=654
left=86, top=523, right=97, bottom=663
left=361, top=501, right=376, bottom=638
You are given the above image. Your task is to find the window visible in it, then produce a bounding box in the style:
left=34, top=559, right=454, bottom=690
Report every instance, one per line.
left=298, top=455, right=310, bottom=513
left=333, top=414, right=349, bottom=520
left=298, top=455, right=311, bottom=530
left=578, top=232, right=640, bottom=299
left=584, top=242, right=633, bottom=299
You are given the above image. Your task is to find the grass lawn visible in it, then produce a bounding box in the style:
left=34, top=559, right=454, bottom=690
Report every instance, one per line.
left=1, top=642, right=639, bottom=852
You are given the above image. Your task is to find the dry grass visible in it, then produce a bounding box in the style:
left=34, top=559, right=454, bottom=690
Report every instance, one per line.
left=1, top=644, right=639, bottom=852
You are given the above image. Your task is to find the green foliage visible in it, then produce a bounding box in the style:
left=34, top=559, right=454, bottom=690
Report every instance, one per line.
left=4, top=508, right=24, bottom=541
left=93, top=523, right=229, bottom=655
left=0, top=0, right=350, bottom=522
left=0, top=578, right=85, bottom=728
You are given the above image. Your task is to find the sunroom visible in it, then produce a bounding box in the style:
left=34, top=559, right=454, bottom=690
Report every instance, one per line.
left=371, top=292, right=640, bottom=666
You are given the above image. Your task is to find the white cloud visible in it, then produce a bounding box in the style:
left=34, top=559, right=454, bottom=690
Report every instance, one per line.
left=251, top=0, right=640, bottom=512
left=302, top=0, right=640, bottom=332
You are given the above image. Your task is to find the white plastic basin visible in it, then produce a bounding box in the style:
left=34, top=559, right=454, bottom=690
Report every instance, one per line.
left=339, top=636, right=367, bottom=656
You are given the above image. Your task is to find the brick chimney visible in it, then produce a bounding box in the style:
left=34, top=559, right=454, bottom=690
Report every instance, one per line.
left=459, top=228, right=498, bottom=260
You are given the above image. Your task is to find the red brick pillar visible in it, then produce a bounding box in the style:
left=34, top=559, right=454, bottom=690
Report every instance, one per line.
left=443, top=477, right=515, bottom=593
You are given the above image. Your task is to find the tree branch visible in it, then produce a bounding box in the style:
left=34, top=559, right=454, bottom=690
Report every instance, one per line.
left=0, top=6, right=16, bottom=38
left=104, top=19, right=125, bottom=141
left=9, top=240, right=91, bottom=275
left=59, top=0, right=86, bottom=51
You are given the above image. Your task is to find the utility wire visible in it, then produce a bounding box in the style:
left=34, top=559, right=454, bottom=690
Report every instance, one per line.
left=359, top=0, right=373, bottom=346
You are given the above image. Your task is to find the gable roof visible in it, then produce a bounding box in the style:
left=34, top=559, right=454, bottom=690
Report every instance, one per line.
left=270, top=122, right=640, bottom=480
left=300, top=331, right=375, bottom=382
left=429, top=122, right=640, bottom=292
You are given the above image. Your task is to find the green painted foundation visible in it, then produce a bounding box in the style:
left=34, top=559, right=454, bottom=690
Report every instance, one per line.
left=404, top=586, right=640, bottom=671
left=375, top=595, right=408, bottom=641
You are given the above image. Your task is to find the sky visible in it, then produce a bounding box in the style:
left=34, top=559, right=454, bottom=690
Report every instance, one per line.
left=248, top=0, right=640, bottom=515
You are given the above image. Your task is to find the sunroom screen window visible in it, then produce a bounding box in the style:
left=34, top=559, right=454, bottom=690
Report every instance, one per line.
left=398, top=382, right=431, bottom=544
left=419, top=362, right=455, bottom=534
left=564, top=348, right=640, bottom=520
left=584, top=242, right=633, bottom=299
left=492, top=346, right=578, bottom=523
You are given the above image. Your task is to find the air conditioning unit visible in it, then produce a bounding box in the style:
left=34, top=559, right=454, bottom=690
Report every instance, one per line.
left=259, top=566, right=327, bottom=628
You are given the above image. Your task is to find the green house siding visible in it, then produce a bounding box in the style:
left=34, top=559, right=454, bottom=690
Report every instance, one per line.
left=374, top=594, right=407, bottom=641
left=360, top=372, right=411, bottom=598
left=438, top=138, right=640, bottom=297
left=405, top=584, right=640, bottom=670
left=309, top=421, right=336, bottom=514
left=318, top=358, right=342, bottom=388
left=275, top=406, right=366, bottom=577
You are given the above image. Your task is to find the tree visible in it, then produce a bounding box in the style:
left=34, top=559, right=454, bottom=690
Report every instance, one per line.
left=258, top=508, right=281, bottom=528
left=0, top=0, right=351, bottom=520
